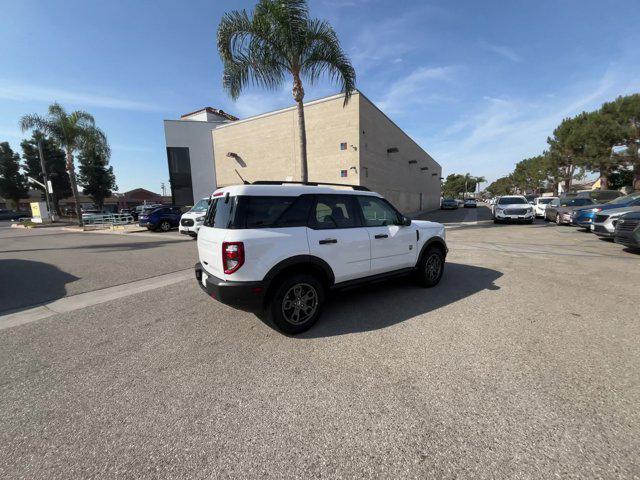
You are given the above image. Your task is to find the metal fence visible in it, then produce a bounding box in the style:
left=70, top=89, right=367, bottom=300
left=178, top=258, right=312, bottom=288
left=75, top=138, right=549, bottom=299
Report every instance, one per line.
left=82, top=213, right=135, bottom=230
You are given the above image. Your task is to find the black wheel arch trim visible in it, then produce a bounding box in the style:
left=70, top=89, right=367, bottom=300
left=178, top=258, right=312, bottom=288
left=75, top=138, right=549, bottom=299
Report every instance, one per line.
left=418, top=237, right=448, bottom=263
left=262, top=255, right=336, bottom=287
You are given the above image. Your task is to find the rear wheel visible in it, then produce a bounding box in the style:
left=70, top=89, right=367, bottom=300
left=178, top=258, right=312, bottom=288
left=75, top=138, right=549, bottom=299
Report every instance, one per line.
left=159, top=220, right=171, bottom=232
left=416, top=247, right=445, bottom=288
left=270, top=274, right=325, bottom=334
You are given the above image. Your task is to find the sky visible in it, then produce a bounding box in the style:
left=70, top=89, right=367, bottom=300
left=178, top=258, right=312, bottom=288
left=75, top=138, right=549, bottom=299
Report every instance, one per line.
left=1, top=0, right=639, bottom=193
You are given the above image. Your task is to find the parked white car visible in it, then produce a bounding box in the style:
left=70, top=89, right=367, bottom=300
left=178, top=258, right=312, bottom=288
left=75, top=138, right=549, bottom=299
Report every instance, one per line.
left=532, top=197, right=558, bottom=218
left=493, top=195, right=535, bottom=223
left=179, top=198, right=210, bottom=238
left=195, top=181, right=447, bottom=333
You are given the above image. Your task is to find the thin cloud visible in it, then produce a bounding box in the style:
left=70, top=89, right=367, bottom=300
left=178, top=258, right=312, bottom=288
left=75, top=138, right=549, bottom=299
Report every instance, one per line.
left=0, top=81, right=164, bottom=112
left=426, top=65, right=633, bottom=182
left=375, top=66, right=458, bottom=114
left=482, top=42, right=522, bottom=62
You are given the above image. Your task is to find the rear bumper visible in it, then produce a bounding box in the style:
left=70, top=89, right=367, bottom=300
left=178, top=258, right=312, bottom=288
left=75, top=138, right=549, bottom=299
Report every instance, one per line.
left=195, top=262, right=265, bottom=312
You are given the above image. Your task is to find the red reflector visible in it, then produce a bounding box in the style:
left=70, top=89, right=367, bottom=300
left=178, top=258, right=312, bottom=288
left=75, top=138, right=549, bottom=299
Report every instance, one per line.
left=212, top=191, right=224, bottom=197
left=251, top=287, right=263, bottom=294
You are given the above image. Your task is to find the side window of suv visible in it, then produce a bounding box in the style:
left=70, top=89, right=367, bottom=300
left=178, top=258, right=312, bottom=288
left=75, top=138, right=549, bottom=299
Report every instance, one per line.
left=310, top=195, right=360, bottom=229
left=357, top=196, right=401, bottom=227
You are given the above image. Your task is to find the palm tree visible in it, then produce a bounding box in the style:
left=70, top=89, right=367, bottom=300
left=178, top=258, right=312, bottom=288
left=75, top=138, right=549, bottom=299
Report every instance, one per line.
left=20, top=103, right=107, bottom=226
left=217, top=0, right=356, bottom=182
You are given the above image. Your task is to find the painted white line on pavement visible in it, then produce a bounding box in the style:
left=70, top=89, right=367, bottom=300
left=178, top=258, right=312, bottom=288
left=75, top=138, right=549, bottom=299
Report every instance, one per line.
left=0, top=269, right=194, bottom=331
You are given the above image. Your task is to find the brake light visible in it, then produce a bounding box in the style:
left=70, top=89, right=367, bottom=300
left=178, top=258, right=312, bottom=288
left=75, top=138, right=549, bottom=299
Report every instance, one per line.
left=213, top=191, right=224, bottom=197
left=222, top=242, right=244, bottom=274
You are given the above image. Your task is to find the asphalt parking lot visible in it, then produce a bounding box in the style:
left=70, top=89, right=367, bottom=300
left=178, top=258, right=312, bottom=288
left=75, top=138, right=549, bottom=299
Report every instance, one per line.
left=1, top=207, right=639, bottom=479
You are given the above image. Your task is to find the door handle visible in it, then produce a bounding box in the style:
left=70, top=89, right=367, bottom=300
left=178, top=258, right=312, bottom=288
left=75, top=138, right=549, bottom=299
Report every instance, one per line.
left=375, top=234, right=388, bottom=239
left=319, top=238, right=337, bottom=244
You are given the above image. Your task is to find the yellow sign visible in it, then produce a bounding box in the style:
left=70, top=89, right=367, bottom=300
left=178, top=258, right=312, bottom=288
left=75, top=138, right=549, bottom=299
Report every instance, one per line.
left=30, top=202, right=41, bottom=218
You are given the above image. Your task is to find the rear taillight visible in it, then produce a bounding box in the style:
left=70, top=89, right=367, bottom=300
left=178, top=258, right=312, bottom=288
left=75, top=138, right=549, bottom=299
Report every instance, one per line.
left=222, top=242, right=244, bottom=274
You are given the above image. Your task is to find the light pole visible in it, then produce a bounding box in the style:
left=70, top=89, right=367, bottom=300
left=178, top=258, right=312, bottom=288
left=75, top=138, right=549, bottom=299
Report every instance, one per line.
left=36, top=140, right=56, bottom=220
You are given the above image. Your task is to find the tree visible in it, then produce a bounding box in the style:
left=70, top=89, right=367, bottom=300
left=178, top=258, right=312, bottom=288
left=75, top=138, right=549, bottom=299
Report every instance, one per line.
left=217, top=0, right=356, bottom=182
left=20, top=103, right=107, bottom=226
left=77, top=138, right=117, bottom=210
left=21, top=131, right=70, bottom=215
left=511, top=155, right=548, bottom=193
left=441, top=174, right=465, bottom=198
left=486, top=176, right=514, bottom=196
left=442, top=173, right=484, bottom=197
left=547, top=114, right=590, bottom=193
left=601, top=94, right=640, bottom=190
left=608, top=169, right=634, bottom=190
left=0, top=142, right=29, bottom=209
left=580, top=110, right=625, bottom=189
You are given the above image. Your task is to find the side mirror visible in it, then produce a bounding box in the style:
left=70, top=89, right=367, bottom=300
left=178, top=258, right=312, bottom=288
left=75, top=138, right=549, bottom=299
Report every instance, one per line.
left=401, top=216, right=412, bottom=226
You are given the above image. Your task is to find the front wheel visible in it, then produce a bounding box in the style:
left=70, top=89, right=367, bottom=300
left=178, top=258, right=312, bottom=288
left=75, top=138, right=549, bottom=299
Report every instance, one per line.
left=416, top=247, right=445, bottom=288
left=270, top=274, right=325, bottom=334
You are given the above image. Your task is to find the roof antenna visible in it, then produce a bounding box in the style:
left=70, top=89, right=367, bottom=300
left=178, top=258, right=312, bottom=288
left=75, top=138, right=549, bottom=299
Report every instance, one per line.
left=235, top=169, right=250, bottom=184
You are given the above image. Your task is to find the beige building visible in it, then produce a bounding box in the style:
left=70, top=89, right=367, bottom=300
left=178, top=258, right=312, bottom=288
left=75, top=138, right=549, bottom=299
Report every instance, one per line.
left=212, top=91, right=441, bottom=213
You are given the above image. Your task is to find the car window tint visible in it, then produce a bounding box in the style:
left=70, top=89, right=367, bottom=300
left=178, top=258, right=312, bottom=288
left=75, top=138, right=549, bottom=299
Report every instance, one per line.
left=204, top=197, right=237, bottom=228
left=357, top=196, right=401, bottom=226
left=241, top=196, right=296, bottom=228
left=276, top=195, right=313, bottom=227
left=312, top=195, right=359, bottom=229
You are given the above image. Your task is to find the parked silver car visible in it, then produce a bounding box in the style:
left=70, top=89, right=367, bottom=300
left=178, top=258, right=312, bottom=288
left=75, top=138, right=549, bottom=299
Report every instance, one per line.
left=591, top=206, right=640, bottom=238
left=545, top=197, right=594, bottom=225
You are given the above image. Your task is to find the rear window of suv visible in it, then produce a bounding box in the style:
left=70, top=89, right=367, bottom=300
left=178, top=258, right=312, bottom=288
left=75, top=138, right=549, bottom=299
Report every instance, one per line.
left=204, top=195, right=314, bottom=229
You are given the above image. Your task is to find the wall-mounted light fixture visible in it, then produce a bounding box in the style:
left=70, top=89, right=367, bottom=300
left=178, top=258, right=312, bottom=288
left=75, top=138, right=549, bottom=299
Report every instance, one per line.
left=420, top=167, right=429, bottom=171
left=349, top=166, right=358, bottom=173
left=226, top=152, right=239, bottom=159
left=431, top=173, right=438, bottom=176
left=408, top=160, right=417, bottom=164
left=386, top=147, right=399, bottom=154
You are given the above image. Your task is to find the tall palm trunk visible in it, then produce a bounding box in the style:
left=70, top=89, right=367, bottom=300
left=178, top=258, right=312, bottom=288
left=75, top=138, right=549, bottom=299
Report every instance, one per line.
left=292, top=73, right=308, bottom=182
left=66, top=150, right=83, bottom=227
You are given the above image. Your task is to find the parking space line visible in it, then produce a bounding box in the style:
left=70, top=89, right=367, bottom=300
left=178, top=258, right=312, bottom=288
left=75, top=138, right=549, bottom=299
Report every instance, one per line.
left=0, top=269, right=194, bottom=331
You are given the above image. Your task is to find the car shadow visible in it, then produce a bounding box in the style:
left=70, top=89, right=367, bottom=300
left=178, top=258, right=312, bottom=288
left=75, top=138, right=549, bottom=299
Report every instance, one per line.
left=288, top=262, right=502, bottom=338
left=0, top=239, right=189, bottom=255
left=0, top=259, right=79, bottom=314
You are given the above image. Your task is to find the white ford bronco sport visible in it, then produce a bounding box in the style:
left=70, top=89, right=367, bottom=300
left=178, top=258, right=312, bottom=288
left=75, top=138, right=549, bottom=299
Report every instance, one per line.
left=195, top=181, right=447, bottom=334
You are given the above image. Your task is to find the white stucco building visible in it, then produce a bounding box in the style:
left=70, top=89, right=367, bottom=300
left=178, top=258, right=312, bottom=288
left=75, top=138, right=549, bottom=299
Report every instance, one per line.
left=163, top=107, right=237, bottom=205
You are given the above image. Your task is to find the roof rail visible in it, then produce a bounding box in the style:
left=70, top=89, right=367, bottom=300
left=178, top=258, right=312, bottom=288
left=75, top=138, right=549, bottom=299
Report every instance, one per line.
left=251, top=180, right=370, bottom=191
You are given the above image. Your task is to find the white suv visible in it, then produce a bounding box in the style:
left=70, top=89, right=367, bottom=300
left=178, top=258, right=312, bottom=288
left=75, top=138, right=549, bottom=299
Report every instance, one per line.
left=179, top=198, right=209, bottom=238
left=195, top=181, right=447, bottom=334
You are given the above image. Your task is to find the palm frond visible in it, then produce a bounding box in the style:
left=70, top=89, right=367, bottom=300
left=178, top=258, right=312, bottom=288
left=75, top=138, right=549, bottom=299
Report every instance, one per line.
left=299, top=19, right=356, bottom=104
left=19, top=114, right=50, bottom=133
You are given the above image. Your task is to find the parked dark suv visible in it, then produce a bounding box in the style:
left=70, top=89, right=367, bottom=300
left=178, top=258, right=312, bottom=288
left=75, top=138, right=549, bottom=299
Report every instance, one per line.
left=139, top=206, right=183, bottom=232
left=614, top=211, right=640, bottom=250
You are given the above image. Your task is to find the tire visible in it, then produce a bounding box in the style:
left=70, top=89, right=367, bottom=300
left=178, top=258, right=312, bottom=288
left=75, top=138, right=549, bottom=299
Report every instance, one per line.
left=159, top=220, right=171, bottom=232
left=270, top=274, right=325, bottom=334
left=493, top=218, right=500, bottom=224
left=556, top=214, right=561, bottom=225
left=526, top=219, right=534, bottom=224
left=416, top=246, right=445, bottom=288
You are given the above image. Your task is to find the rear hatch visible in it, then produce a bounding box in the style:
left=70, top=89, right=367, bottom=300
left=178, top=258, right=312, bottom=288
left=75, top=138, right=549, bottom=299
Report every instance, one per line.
left=197, top=195, right=235, bottom=279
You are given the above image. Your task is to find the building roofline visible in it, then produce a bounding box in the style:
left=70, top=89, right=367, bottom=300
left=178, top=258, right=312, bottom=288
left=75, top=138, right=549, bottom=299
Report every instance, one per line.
left=180, top=107, right=239, bottom=122
left=213, top=89, right=440, bottom=169
left=215, top=91, right=356, bottom=128
left=356, top=91, right=441, bottom=169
